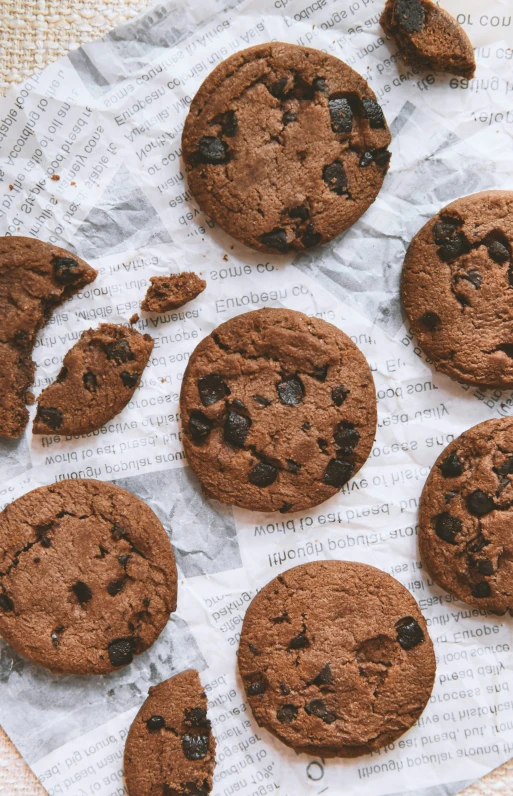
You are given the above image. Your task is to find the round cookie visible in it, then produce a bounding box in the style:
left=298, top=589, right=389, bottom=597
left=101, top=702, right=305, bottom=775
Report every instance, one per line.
left=124, top=669, right=216, bottom=796
left=419, top=418, right=513, bottom=614
left=0, top=479, right=177, bottom=674
left=238, top=560, right=435, bottom=757
left=180, top=308, right=377, bottom=513
left=182, top=42, right=391, bottom=254
left=402, top=191, right=513, bottom=387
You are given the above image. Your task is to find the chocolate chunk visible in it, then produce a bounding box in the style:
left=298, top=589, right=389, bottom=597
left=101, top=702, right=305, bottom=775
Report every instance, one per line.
left=395, top=0, right=426, bottom=32
left=224, top=410, right=252, bottom=447
left=289, top=633, right=310, bottom=650
left=280, top=503, right=293, bottom=513
left=230, top=399, right=249, bottom=415
left=323, top=161, right=348, bottom=195
left=107, top=578, right=125, bottom=596
left=189, top=411, right=213, bottom=443
left=359, top=151, right=374, bottom=168
left=458, top=270, right=482, bottom=289
left=282, top=110, right=297, bottom=125
left=286, top=459, right=301, bottom=473
left=181, top=733, right=210, bottom=760
left=277, top=375, right=304, bottom=405
left=112, top=523, right=125, bottom=541
left=198, top=136, right=228, bottom=164
left=120, top=371, right=138, bottom=388
left=433, top=218, right=460, bottom=246
left=323, top=458, right=353, bottom=488
left=0, top=593, right=14, bottom=612
left=334, top=422, right=360, bottom=454
left=328, top=97, right=353, bottom=134
left=313, top=77, right=328, bottom=92
left=185, top=708, right=208, bottom=727
left=302, top=224, right=321, bottom=248
left=276, top=704, right=298, bottom=723
left=272, top=612, right=290, bottom=624
left=302, top=421, right=311, bottom=430
left=56, top=367, right=68, bottom=382
left=305, top=699, right=336, bottom=723
left=476, top=558, right=494, bottom=576
left=260, top=228, right=289, bottom=253
left=420, top=311, right=441, bottom=331
left=472, top=582, right=491, bottom=599
left=362, top=98, right=386, bottom=129
left=310, top=364, right=328, bottom=381
left=445, top=492, right=457, bottom=503
left=438, top=234, right=469, bottom=262
left=146, top=715, right=165, bottom=732
left=396, top=616, right=424, bottom=650
left=466, top=490, right=494, bottom=517
left=221, top=111, right=238, bottom=137
left=434, top=512, right=462, bottom=544
left=35, top=406, right=63, bottom=430
left=108, top=637, right=134, bottom=667
left=249, top=644, right=260, bottom=655
left=498, top=456, right=513, bottom=476
left=253, top=394, right=271, bottom=406
left=72, top=581, right=93, bottom=604
left=52, top=256, right=81, bottom=284
left=279, top=683, right=291, bottom=695
left=331, top=385, right=349, bottom=405
left=312, top=663, right=333, bottom=686
left=359, top=149, right=391, bottom=169
left=289, top=204, right=309, bottom=221
left=270, top=77, right=288, bottom=99
left=118, top=555, right=130, bottom=568
left=488, top=240, right=510, bottom=263
left=198, top=373, right=230, bottom=406
left=246, top=678, right=268, bottom=696
left=318, top=438, right=328, bottom=450
left=248, top=462, right=278, bottom=487
left=105, top=339, right=134, bottom=364
left=83, top=371, right=97, bottom=392
left=439, top=451, right=464, bottom=478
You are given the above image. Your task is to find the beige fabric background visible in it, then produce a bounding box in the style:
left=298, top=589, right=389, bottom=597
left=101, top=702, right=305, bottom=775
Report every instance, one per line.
left=0, top=1, right=511, bottom=794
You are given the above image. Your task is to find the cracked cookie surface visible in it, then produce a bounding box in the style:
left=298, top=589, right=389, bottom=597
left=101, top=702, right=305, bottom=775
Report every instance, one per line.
left=182, top=42, right=391, bottom=254
left=420, top=418, right=513, bottom=613
left=33, top=323, right=154, bottom=436
left=124, top=669, right=216, bottom=796
left=180, top=308, right=376, bottom=513
left=238, top=560, right=435, bottom=757
left=0, top=236, right=97, bottom=438
left=0, top=479, right=177, bottom=674
left=402, top=191, right=513, bottom=387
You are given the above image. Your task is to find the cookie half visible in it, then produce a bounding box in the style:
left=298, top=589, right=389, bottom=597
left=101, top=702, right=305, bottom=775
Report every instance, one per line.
left=0, top=236, right=97, bottom=438
left=182, top=42, right=391, bottom=254
left=33, top=324, right=154, bottom=436
left=0, top=479, right=177, bottom=674
left=402, top=191, right=513, bottom=387
left=420, top=418, right=513, bottom=614
left=124, top=670, right=216, bottom=796
left=238, top=560, right=435, bottom=757
left=180, top=308, right=377, bottom=513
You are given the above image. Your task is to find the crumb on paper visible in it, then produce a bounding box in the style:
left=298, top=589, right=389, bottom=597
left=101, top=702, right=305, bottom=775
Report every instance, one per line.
left=51, top=174, right=60, bottom=181
left=130, top=313, right=140, bottom=325
left=223, top=254, right=228, bottom=261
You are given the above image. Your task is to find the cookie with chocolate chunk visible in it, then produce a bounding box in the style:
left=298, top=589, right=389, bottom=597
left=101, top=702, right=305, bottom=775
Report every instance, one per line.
left=0, top=236, right=97, bottom=438
left=141, top=272, right=206, bottom=313
left=419, top=418, right=513, bottom=614
left=180, top=308, right=376, bottom=513
left=124, top=670, right=216, bottom=796
left=402, top=191, right=513, bottom=387
left=381, top=0, right=476, bottom=78
left=238, top=560, right=435, bottom=757
left=0, top=479, right=177, bottom=674
left=33, top=324, right=154, bottom=435
left=182, top=42, right=391, bottom=254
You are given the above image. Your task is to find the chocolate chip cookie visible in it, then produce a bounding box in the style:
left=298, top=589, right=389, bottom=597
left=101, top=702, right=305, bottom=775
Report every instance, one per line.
left=182, top=42, right=391, bottom=254
left=180, top=308, right=376, bottom=513
left=124, top=669, right=216, bottom=796
left=402, top=191, right=513, bottom=387
left=141, top=273, right=206, bottom=313
left=0, top=236, right=97, bottom=438
left=419, top=418, right=513, bottom=614
left=33, top=324, right=154, bottom=436
left=238, top=560, right=435, bottom=757
left=381, top=0, right=476, bottom=78
left=0, top=479, right=177, bottom=674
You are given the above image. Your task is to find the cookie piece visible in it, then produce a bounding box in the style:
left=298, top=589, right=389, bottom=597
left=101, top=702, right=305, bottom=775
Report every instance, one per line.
left=402, top=191, right=513, bottom=387
left=124, top=670, right=216, bottom=796
left=0, top=479, right=177, bottom=674
left=419, top=418, right=513, bottom=613
left=0, top=237, right=97, bottom=438
left=180, top=308, right=376, bottom=513
left=182, top=42, right=391, bottom=254
left=238, top=560, right=435, bottom=757
left=33, top=324, right=154, bottom=436
left=141, top=273, right=206, bottom=313
left=381, top=0, right=476, bottom=79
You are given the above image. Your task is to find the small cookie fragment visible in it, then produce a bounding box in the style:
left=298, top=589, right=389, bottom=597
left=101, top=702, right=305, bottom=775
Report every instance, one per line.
left=381, top=0, right=476, bottom=79
left=33, top=324, right=154, bottom=435
left=0, top=479, right=177, bottom=674
left=141, top=273, right=206, bottom=313
left=238, top=560, right=435, bottom=757
left=0, top=237, right=97, bottom=438
left=419, top=418, right=513, bottom=613
left=124, top=670, right=216, bottom=796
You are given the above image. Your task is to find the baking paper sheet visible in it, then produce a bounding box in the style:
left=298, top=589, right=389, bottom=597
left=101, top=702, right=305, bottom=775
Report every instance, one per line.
left=1, top=0, right=513, bottom=793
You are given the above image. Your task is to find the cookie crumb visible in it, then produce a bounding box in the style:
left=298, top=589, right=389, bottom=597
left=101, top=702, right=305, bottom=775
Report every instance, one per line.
left=141, top=272, right=206, bottom=313
left=129, top=313, right=139, bottom=324
left=51, top=174, right=60, bottom=181
left=223, top=254, right=229, bottom=261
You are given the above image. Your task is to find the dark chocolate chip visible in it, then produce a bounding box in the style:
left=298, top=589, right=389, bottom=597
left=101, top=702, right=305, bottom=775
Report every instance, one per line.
left=331, top=385, right=349, bottom=406
left=328, top=97, right=353, bottom=134
left=312, top=663, right=333, bottom=687
left=434, top=512, right=462, bottom=544
left=112, top=523, right=125, bottom=541
left=488, top=240, right=510, bottom=263
left=283, top=110, right=297, bottom=125
left=276, top=704, right=298, bottom=724
left=182, top=733, right=210, bottom=760
left=35, top=406, right=63, bottom=430
left=270, top=77, right=288, bottom=99
left=433, top=218, right=461, bottom=246
left=108, top=637, right=134, bottom=667
left=289, top=633, right=310, bottom=650
left=260, top=228, right=288, bottom=253
left=458, top=270, right=482, bottom=289
left=498, top=456, right=513, bottom=476
left=146, top=715, right=165, bottom=732
left=302, top=421, right=311, bottom=430
left=305, top=699, right=336, bottom=723
left=0, top=593, right=14, bottom=612
left=302, top=224, right=321, bottom=248
left=246, top=679, right=268, bottom=696
left=249, top=644, right=260, bottom=655
left=253, top=394, right=271, bottom=406
left=56, top=367, right=68, bottom=382
left=105, top=339, right=134, bottom=364
left=496, top=343, right=513, bottom=358
left=271, top=612, right=290, bottom=624
left=120, top=371, right=138, bottom=388
left=439, top=451, right=464, bottom=478
left=221, top=111, right=238, bottom=137
left=230, top=399, right=248, bottom=415
left=313, top=77, right=328, bottom=92
left=118, top=555, right=130, bottom=568
left=198, top=136, right=228, bottom=164
left=248, top=462, right=278, bottom=487
left=52, top=256, right=81, bottom=284
left=224, top=411, right=252, bottom=447
left=438, top=234, right=469, bottom=262
left=420, top=311, right=441, bottom=331
left=107, top=578, right=125, bottom=596
left=279, top=683, right=291, bottom=695
left=467, top=490, right=494, bottom=517
left=185, top=708, right=208, bottom=727
left=362, top=98, right=386, bottom=129
left=189, top=411, right=213, bottom=443
left=468, top=536, right=489, bottom=553
left=445, top=491, right=457, bottom=503
left=322, top=160, right=348, bottom=195
left=323, top=458, right=353, bottom=488
left=477, top=558, right=494, bottom=576
left=41, top=536, right=52, bottom=548
left=318, top=438, right=328, bottom=450
left=277, top=375, right=304, bottom=405
left=359, top=151, right=374, bottom=168
left=286, top=459, right=301, bottom=473
left=395, top=0, right=426, bottom=32
left=472, top=582, right=491, bottom=599
left=83, top=371, right=97, bottom=392
left=310, top=364, right=328, bottom=381
left=198, top=373, right=230, bottom=406
left=396, top=616, right=424, bottom=650
left=359, top=148, right=391, bottom=169
left=289, top=204, right=309, bottom=221
left=72, top=581, right=92, bottom=604
left=334, top=422, right=360, bottom=454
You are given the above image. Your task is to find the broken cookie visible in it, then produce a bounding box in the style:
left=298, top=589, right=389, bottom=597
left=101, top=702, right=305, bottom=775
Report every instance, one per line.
left=141, top=272, right=206, bottom=313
